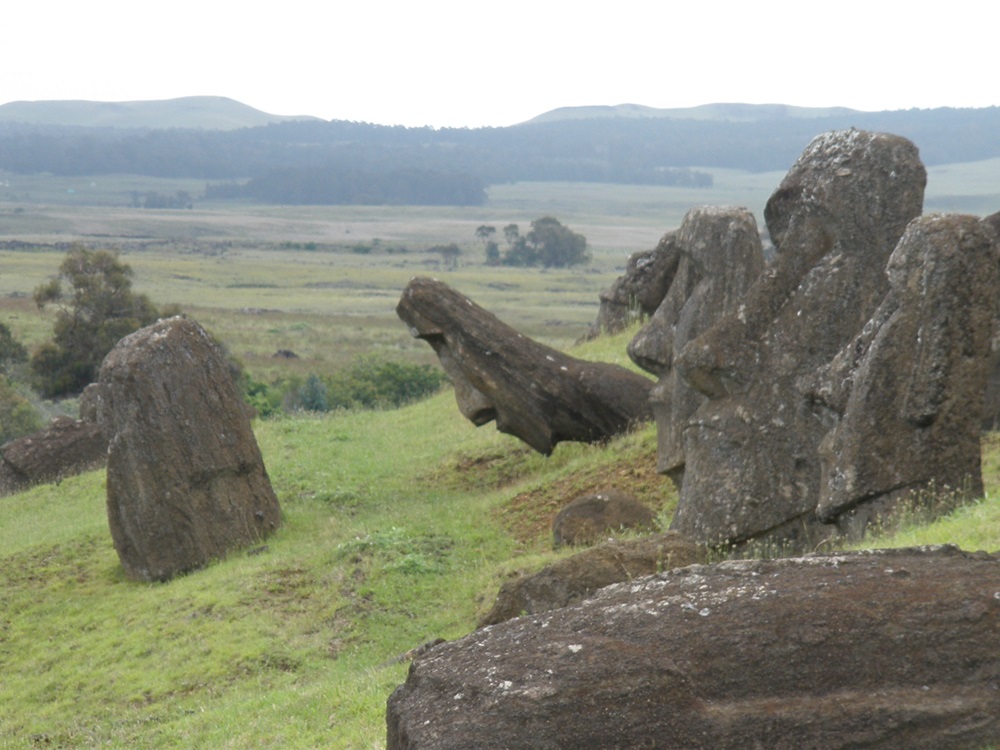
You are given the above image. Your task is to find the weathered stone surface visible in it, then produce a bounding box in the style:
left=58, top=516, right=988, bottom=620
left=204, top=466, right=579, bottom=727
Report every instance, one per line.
left=628, top=206, right=765, bottom=482
left=388, top=546, right=1000, bottom=750
left=806, top=215, right=997, bottom=535
left=672, top=130, right=926, bottom=549
left=585, top=233, right=681, bottom=339
left=0, top=416, right=107, bottom=496
left=397, top=277, right=655, bottom=455
left=78, top=382, right=102, bottom=423
left=478, top=531, right=706, bottom=627
left=551, top=491, right=657, bottom=547
left=980, top=211, right=1000, bottom=430
left=99, top=316, right=281, bottom=582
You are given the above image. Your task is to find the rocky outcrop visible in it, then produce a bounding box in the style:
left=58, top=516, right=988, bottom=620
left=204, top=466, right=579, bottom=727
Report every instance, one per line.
left=397, top=277, right=655, bottom=455
left=551, top=491, right=657, bottom=547
left=671, top=130, right=926, bottom=549
left=478, top=531, right=706, bottom=627
left=806, top=214, right=997, bottom=536
left=980, top=211, right=1000, bottom=430
left=389, top=546, right=1000, bottom=750
left=0, top=415, right=107, bottom=495
left=585, top=233, right=681, bottom=338
left=628, top=206, right=765, bottom=482
left=99, top=316, right=281, bottom=582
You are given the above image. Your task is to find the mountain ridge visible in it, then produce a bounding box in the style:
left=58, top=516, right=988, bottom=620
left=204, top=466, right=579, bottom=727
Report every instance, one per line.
left=0, top=95, right=322, bottom=130
left=523, top=102, right=865, bottom=124
left=4, top=96, right=992, bottom=131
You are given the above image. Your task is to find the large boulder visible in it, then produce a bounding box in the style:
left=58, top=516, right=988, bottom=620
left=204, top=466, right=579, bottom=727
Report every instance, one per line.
left=99, top=316, right=281, bottom=582
left=388, top=546, right=1000, bottom=750
left=397, top=277, right=655, bottom=455
left=806, top=214, right=997, bottom=535
left=551, top=491, right=657, bottom=547
left=0, top=416, right=107, bottom=496
left=584, top=233, right=681, bottom=339
left=628, top=206, right=765, bottom=482
left=478, top=531, right=706, bottom=627
left=672, top=130, right=926, bottom=549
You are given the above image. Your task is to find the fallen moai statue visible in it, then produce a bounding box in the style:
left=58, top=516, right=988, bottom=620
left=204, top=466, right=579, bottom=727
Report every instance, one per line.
left=551, top=491, right=657, bottom=547
left=478, top=530, right=706, bottom=627
left=396, top=277, right=655, bottom=454
left=806, top=214, right=998, bottom=536
left=627, top=206, right=765, bottom=483
left=99, top=316, right=281, bottom=582
left=0, top=415, right=107, bottom=496
left=669, top=129, right=926, bottom=550
left=388, top=546, right=1000, bottom=750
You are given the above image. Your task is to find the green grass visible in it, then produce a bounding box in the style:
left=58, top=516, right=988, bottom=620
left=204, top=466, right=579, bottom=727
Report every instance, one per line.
left=1, top=323, right=997, bottom=747
left=0, top=396, right=524, bottom=748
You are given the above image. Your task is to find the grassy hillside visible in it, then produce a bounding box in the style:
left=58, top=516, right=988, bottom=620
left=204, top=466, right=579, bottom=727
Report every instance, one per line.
left=0, top=324, right=998, bottom=748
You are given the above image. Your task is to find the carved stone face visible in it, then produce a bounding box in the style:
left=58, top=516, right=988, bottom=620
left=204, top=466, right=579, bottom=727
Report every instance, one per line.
left=433, top=343, right=496, bottom=426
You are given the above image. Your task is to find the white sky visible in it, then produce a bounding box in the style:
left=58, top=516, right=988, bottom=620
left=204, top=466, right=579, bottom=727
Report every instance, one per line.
left=4, top=0, right=996, bottom=128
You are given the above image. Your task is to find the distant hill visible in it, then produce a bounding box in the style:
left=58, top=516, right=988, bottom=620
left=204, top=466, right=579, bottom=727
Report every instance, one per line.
left=526, top=102, right=863, bottom=124
left=0, top=96, right=322, bottom=130
left=0, top=99, right=998, bottom=206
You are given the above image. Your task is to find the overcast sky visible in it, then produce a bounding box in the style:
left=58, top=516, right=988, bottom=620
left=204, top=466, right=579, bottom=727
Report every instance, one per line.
left=5, top=0, right=995, bottom=128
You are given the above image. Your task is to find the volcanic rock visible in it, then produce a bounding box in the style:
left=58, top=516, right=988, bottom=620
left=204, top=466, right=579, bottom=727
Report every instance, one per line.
left=397, top=277, right=654, bottom=454
left=99, top=316, right=281, bottom=582
left=389, top=546, right=1000, bottom=750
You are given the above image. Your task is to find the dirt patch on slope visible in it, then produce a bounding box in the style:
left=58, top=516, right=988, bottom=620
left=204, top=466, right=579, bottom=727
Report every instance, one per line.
left=494, top=443, right=675, bottom=545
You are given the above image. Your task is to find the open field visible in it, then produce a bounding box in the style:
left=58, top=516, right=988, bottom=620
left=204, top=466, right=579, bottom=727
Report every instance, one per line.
left=3, top=159, right=996, bottom=382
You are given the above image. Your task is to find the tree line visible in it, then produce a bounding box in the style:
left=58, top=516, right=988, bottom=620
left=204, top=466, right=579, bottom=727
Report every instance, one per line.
left=1, top=106, right=999, bottom=205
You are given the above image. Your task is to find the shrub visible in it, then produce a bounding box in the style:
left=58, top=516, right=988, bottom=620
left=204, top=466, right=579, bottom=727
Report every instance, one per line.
left=0, top=375, right=42, bottom=444
left=30, top=247, right=159, bottom=398
left=325, top=356, right=446, bottom=410
left=0, top=323, right=28, bottom=374
left=271, top=356, right=447, bottom=416
left=299, top=374, right=329, bottom=412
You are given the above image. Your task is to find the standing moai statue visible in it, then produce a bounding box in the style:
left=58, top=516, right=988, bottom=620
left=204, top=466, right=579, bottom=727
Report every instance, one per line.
left=99, top=316, right=281, bottom=581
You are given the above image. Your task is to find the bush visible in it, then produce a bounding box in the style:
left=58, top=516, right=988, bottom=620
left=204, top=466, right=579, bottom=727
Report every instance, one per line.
left=0, top=376, right=42, bottom=444
left=30, top=247, right=160, bottom=398
left=0, top=323, right=28, bottom=374
left=269, top=356, right=447, bottom=416
left=299, top=374, right=329, bottom=412
left=325, top=356, right=446, bottom=410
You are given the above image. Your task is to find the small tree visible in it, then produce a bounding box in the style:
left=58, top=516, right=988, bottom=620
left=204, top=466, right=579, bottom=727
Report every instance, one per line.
left=484, top=240, right=501, bottom=266
left=502, top=224, right=520, bottom=251
left=526, top=216, right=589, bottom=268
left=431, top=243, right=461, bottom=270
left=474, top=224, right=496, bottom=244
left=475, top=225, right=498, bottom=265
left=0, top=322, right=28, bottom=376
left=298, top=374, right=329, bottom=412
left=31, top=246, right=159, bottom=398
left=0, top=375, right=41, bottom=444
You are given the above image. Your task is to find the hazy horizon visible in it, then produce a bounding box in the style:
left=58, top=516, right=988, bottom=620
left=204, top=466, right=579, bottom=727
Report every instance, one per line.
left=4, top=0, right=996, bottom=129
